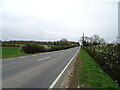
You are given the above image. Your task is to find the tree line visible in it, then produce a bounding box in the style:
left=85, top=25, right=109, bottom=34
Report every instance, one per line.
left=80, top=34, right=106, bottom=46
left=2, top=39, right=79, bottom=47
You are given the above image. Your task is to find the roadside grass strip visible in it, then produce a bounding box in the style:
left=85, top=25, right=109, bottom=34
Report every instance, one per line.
left=78, top=48, right=119, bottom=88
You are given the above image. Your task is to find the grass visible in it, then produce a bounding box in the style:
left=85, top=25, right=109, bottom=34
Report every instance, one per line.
left=1, top=47, right=29, bottom=59
left=73, top=47, right=119, bottom=88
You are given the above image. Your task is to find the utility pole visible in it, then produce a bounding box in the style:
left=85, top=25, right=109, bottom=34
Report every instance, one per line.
left=117, top=1, right=120, bottom=43
left=82, top=33, right=84, bottom=45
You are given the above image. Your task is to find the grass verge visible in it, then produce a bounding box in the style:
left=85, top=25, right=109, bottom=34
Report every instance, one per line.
left=70, top=47, right=119, bottom=88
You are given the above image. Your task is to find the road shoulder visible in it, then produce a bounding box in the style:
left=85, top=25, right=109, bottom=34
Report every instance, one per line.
left=54, top=51, right=79, bottom=88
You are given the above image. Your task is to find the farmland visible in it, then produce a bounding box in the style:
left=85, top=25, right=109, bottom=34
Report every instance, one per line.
left=1, top=40, right=79, bottom=59
left=2, top=47, right=28, bottom=59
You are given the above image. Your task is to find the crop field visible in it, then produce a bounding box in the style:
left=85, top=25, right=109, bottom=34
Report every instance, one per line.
left=2, top=47, right=28, bottom=59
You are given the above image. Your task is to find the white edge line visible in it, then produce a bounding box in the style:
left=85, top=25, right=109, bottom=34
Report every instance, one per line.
left=49, top=47, right=80, bottom=89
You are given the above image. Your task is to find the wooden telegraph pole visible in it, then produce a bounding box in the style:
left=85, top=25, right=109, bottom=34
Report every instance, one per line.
left=82, top=33, right=84, bottom=45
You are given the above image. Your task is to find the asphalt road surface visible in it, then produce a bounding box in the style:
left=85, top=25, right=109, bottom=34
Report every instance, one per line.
left=2, top=47, right=80, bottom=88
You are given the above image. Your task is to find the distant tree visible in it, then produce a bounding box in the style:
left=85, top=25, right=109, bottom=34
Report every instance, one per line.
left=99, top=38, right=106, bottom=44
left=80, top=34, right=106, bottom=46
left=61, top=38, right=68, bottom=41
left=93, top=34, right=100, bottom=43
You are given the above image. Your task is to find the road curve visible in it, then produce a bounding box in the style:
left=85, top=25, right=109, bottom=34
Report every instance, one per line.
left=2, top=47, right=80, bottom=88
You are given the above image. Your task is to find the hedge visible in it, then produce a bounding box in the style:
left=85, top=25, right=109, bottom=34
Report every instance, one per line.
left=83, top=44, right=120, bottom=86
left=19, top=44, right=79, bottom=54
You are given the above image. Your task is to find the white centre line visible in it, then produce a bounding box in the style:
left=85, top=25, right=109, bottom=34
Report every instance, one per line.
left=59, top=52, right=63, bottom=54
left=37, top=57, right=51, bottom=61
left=40, top=53, right=48, bottom=55
left=50, top=52, right=54, bottom=54
left=44, top=53, right=48, bottom=55
left=7, top=58, right=13, bottom=60
left=32, top=55, right=36, bottom=56
left=19, top=56, right=25, bottom=59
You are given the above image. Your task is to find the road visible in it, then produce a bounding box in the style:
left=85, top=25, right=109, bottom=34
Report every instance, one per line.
left=2, top=47, right=80, bottom=88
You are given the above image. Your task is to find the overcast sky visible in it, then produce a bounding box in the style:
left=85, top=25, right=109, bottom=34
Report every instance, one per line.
left=0, top=0, right=119, bottom=42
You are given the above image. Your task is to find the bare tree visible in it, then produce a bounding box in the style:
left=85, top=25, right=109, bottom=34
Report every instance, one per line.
left=99, top=38, right=106, bottom=44
left=93, top=34, right=100, bottom=43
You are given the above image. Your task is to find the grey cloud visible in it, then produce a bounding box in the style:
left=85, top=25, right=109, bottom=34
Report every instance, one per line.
left=1, top=0, right=118, bottom=42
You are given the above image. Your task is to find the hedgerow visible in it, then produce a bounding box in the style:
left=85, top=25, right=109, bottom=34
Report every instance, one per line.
left=19, top=44, right=45, bottom=53
left=19, top=44, right=79, bottom=54
left=83, top=44, right=120, bottom=86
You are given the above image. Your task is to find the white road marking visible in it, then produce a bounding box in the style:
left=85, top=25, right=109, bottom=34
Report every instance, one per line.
left=40, top=50, right=62, bottom=55
left=19, top=56, right=25, bottom=59
left=49, top=47, right=80, bottom=89
left=44, top=53, right=48, bottom=55
left=40, top=52, right=53, bottom=56
left=59, top=52, right=63, bottom=54
left=32, top=55, right=36, bottom=56
left=40, top=53, right=47, bottom=55
left=50, top=52, right=54, bottom=54
left=7, top=58, right=13, bottom=60
left=37, top=57, right=51, bottom=61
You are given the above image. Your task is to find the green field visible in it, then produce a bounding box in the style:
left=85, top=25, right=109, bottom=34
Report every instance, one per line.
left=75, top=48, right=119, bottom=88
left=1, top=47, right=29, bottom=59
